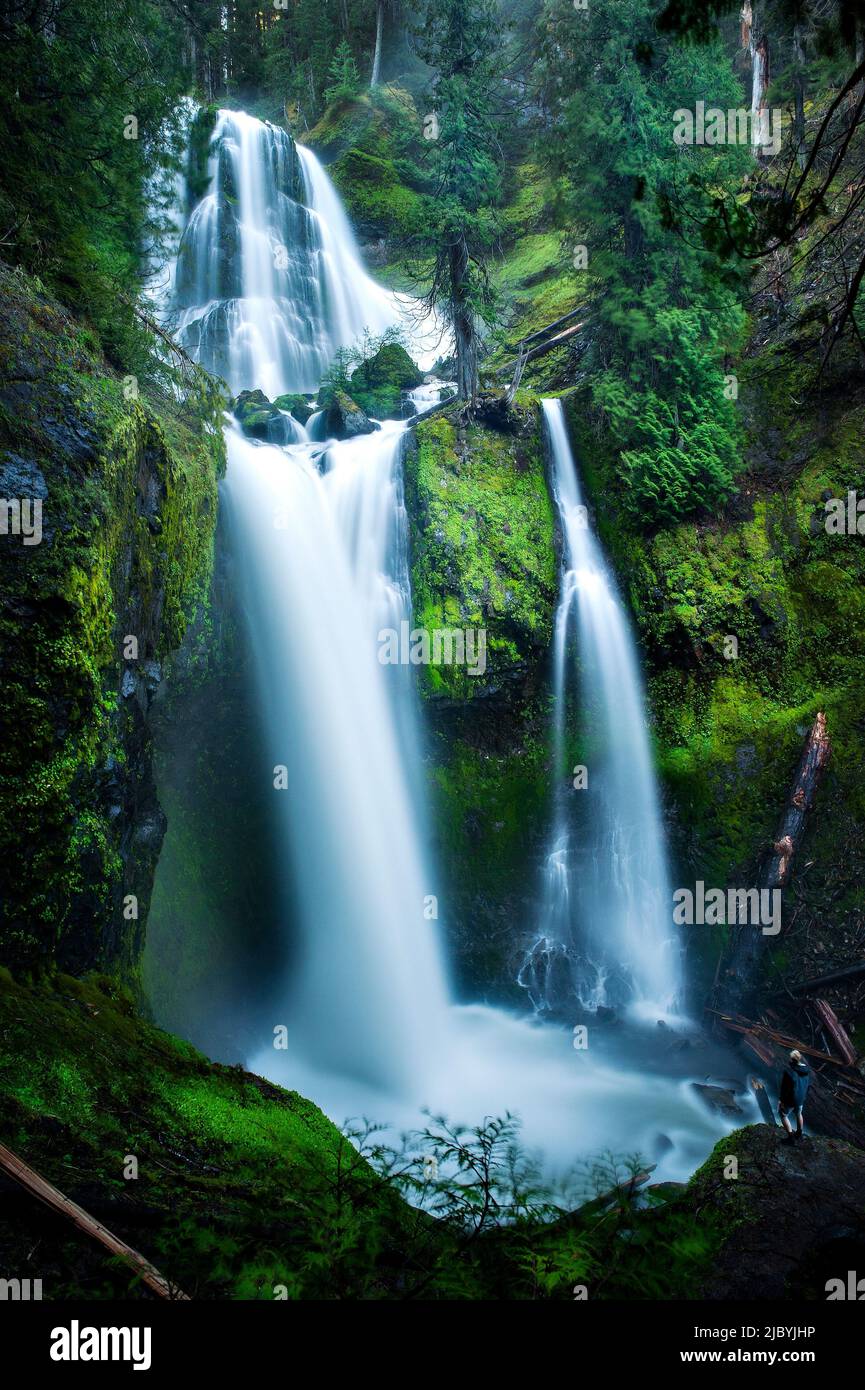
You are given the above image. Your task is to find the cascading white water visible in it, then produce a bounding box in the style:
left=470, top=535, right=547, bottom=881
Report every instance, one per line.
left=224, top=422, right=449, bottom=1094
left=521, top=400, right=681, bottom=1017
left=157, top=107, right=746, bottom=1182
left=172, top=109, right=431, bottom=397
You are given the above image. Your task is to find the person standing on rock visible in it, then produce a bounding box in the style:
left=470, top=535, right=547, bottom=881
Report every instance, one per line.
left=778, top=1049, right=811, bottom=1140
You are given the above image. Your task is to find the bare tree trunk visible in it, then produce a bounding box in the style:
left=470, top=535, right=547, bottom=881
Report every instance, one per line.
left=752, top=34, right=771, bottom=155
left=370, top=0, right=384, bottom=87
left=449, top=235, right=476, bottom=403
left=0, top=1141, right=189, bottom=1299
left=744, top=4, right=771, bottom=156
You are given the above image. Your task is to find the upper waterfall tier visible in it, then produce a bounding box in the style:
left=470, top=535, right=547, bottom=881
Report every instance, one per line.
left=171, top=109, right=396, bottom=397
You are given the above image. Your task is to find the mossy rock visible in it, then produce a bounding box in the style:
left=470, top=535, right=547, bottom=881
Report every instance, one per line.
left=273, top=392, right=314, bottom=425
left=321, top=388, right=379, bottom=440
left=0, top=264, right=224, bottom=975
left=685, top=1124, right=865, bottom=1298
left=350, top=343, right=423, bottom=420
left=354, top=342, right=422, bottom=392
left=306, top=89, right=430, bottom=260
left=404, top=398, right=558, bottom=704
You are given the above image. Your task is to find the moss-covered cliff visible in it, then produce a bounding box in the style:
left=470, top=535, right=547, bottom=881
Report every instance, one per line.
left=306, top=88, right=428, bottom=278
left=403, top=397, right=558, bottom=993
left=562, top=364, right=865, bottom=1010
left=0, top=970, right=410, bottom=1299
left=0, top=264, right=224, bottom=977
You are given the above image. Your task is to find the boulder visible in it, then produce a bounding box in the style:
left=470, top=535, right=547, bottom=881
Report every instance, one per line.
left=349, top=343, right=423, bottom=420
left=232, top=389, right=304, bottom=445
left=273, top=393, right=315, bottom=425
left=687, top=1126, right=865, bottom=1298
left=322, top=389, right=379, bottom=440
left=355, top=342, right=423, bottom=392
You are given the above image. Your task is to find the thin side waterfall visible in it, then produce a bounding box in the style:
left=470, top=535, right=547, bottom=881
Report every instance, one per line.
left=151, top=107, right=742, bottom=1182
left=520, top=400, right=681, bottom=1017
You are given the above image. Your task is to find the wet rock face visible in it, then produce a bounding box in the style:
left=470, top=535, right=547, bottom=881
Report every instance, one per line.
left=687, top=1125, right=865, bottom=1299
left=0, top=265, right=223, bottom=976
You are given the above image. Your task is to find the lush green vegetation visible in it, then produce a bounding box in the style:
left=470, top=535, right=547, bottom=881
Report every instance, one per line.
left=0, top=263, right=224, bottom=975
left=404, top=401, right=558, bottom=700
left=0, top=969, right=738, bottom=1299
left=2, top=0, right=865, bottom=1307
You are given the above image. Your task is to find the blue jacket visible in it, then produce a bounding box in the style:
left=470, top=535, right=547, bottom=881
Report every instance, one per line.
left=780, top=1060, right=811, bottom=1108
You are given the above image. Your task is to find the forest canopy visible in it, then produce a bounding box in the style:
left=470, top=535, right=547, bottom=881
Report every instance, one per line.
left=1, top=0, right=863, bottom=520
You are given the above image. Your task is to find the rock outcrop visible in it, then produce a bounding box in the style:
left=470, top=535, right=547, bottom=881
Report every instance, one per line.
left=685, top=1124, right=865, bottom=1299
left=0, top=264, right=224, bottom=975
left=322, top=388, right=379, bottom=439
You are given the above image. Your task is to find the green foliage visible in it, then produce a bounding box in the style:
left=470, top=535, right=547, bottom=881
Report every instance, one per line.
left=0, top=0, right=189, bottom=377
left=325, top=39, right=362, bottom=105
left=534, top=0, right=750, bottom=522
left=320, top=345, right=359, bottom=400
left=411, top=0, right=509, bottom=396
left=594, top=307, right=741, bottom=521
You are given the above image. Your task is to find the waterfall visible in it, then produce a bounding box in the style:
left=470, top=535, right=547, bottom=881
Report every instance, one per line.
left=520, top=400, right=681, bottom=1017
left=152, top=107, right=742, bottom=1181
left=171, top=109, right=410, bottom=397
left=224, top=423, right=448, bottom=1093
left=166, top=108, right=449, bottom=1093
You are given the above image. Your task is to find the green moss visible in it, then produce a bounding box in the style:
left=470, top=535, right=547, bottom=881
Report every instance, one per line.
left=559, top=369, right=865, bottom=995
left=431, top=726, right=550, bottom=900
left=0, top=972, right=405, bottom=1299
left=307, top=89, right=430, bottom=258
left=0, top=264, right=224, bottom=974
left=404, top=406, right=557, bottom=702
left=330, top=147, right=425, bottom=240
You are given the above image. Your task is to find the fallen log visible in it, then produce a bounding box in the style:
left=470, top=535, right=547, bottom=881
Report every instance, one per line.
left=494, top=321, right=587, bottom=376
left=778, top=959, right=865, bottom=995
left=504, top=340, right=529, bottom=406
left=692, top=1083, right=745, bottom=1117
left=504, top=304, right=589, bottom=352
left=765, top=711, right=830, bottom=893
left=713, top=712, right=831, bottom=1016
left=812, top=998, right=859, bottom=1067
left=0, top=1140, right=189, bottom=1300
left=742, top=1033, right=776, bottom=1067
left=707, top=1010, right=851, bottom=1067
